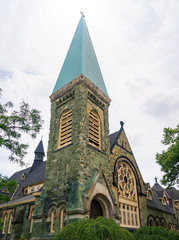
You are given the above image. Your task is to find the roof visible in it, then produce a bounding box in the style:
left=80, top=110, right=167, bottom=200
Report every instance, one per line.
left=52, top=16, right=108, bottom=96
left=109, top=131, right=119, bottom=151
left=166, top=187, right=179, bottom=200
left=147, top=190, right=174, bottom=215
left=0, top=194, right=35, bottom=208
left=152, top=183, right=164, bottom=192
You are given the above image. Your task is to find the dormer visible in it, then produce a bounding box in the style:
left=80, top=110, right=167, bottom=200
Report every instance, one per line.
left=1, top=189, right=9, bottom=194
left=146, top=183, right=153, bottom=200
left=20, top=173, right=26, bottom=180
left=161, top=191, right=168, bottom=205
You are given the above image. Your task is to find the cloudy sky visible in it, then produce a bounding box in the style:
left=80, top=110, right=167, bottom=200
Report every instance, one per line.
left=0, top=0, right=179, bottom=188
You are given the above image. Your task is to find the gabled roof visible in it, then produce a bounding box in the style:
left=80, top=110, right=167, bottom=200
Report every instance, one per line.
left=52, top=16, right=108, bottom=96
left=147, top=190, right=174, bottom=215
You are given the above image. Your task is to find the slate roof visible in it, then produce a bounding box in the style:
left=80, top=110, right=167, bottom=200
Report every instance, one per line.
left=109, top=131, right=119, bottom=151
left=52, top=16, right=108, bottom=96
left=152, top=183, right=164, bottom=192
left=0, top=193, right=35, bottom=208
left=12, top=161, right=46, bottom=199
left=147, top=190, right=174, bottom=214
left=152, top=183, right=171, bottom=199
left=166, top=187, right=179, bottom=200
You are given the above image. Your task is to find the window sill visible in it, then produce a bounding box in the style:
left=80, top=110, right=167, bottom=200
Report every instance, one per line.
left=54, top=143, right=73, bottom=152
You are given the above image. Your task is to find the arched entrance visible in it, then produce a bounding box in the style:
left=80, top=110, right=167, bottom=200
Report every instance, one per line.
left=90, top=199, right=103, bottom=219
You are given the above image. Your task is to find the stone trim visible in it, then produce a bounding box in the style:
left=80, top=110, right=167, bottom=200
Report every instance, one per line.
left=50, top=74, right=111, bottom=105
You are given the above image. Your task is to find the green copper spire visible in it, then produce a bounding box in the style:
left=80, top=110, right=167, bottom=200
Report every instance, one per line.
left=52, top=16, right=108, bottom=96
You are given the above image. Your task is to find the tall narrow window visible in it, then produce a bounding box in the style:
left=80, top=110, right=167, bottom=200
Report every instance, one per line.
left=59, top=109, right=72, bottom=147
left=60, top=207, right=66, bottom=230
left=115, top=161, right=140, bottom=228
left=29, top=208, right=34, bottom=233
left=89, top=111, right=100, bottom=148
left=50, top=209, right=56, bottom=233
left=8, top=212, right=13, bottom=234
left=2, top=213, right=8, bottom=234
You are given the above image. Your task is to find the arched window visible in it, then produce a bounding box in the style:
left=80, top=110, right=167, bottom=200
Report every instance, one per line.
left=155, top=217, right=160, bottom=227
left=50, top=209, right=56, bottom=233
left=147, top=215, right=155, bottom=226
left=161, top=218, right=167, bottom=228
left=7, top=212, right=13, bottom=234
left=59, top=109, right=72, bottom=147
left=60, top=207, right=66, bottom=230
left=2, top=213, right=8, bottom=234
left=89, top=110, right=100, bottom=148
left=115, top=161, right=140, bottom=228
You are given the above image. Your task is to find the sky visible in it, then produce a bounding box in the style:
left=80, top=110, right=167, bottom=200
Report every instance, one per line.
left=0, top=0, right=179, bottom=188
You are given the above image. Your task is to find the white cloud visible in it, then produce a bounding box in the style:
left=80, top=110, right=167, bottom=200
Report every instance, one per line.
left=0, top=0, right=179, bottom=188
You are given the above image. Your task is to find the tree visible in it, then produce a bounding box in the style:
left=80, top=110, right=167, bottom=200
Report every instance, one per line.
left=156, top=125, right=179, bottom=187
left=54, top=217, right=134, bottom=240
left=0, top=88, right=43, bottom=204
left=0, top=174, right=17, bottom=203
left=133, top=226, right=179, bottom=240
left=0, top=89, right=44, bottom=166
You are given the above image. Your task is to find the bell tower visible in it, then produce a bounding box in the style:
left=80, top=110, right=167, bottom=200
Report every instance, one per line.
left=32, top=16, right=113, bottom=238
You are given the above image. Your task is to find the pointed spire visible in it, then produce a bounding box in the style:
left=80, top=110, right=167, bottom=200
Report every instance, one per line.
left=30, top=140, right=45, bottom=173
left=34, top=140, right=45, bottom=156
left=52, top=16, right=108, bottom=96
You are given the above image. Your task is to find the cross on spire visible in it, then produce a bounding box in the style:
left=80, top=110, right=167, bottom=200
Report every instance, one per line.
left=154, top=176, right=158, bottom=184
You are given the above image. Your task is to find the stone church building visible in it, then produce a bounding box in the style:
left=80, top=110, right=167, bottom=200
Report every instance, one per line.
left=0, top=16, right=178, bottom=239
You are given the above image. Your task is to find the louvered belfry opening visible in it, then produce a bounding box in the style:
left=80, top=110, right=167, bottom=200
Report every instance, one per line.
left=89, top=110, right=100, bottom=148
left=59, top=109, right=72, bottom=147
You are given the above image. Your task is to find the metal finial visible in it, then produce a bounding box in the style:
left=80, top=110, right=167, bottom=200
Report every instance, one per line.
left=80, top=11, right=85, bottom=18
left=154, top=176, right=158, bottom=184
left=120, top=121, right=124, bottom=128
left=41, top=135, right=43, bottom=140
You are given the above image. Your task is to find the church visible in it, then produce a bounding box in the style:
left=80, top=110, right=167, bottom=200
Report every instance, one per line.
left=0, top=16, right=178, bottom=240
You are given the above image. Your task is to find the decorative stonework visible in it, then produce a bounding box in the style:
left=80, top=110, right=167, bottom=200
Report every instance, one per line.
left=50, top=74, right=111, bottom=105
left=117, top=162, right=136, bottom=200
left=87, top=91, right=105, bottom=109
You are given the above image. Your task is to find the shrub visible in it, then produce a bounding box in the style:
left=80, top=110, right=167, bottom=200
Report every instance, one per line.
left=54, top=217, right=134, bottom=240
left=133, top=226, right=179, bottom=240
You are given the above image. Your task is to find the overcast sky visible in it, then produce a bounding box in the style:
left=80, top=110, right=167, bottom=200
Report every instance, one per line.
left=0, top=0, right=179, bottom=188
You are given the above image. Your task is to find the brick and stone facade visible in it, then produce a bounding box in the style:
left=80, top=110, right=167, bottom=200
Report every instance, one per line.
left=0, top=16, right=178, bottom=240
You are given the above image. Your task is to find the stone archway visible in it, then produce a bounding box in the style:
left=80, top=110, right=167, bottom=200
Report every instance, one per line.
left=89, top=194, right=113, bottom=219
left=90, top=199, right=103, bottom=219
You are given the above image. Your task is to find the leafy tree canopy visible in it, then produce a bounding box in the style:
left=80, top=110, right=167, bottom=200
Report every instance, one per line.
left=0, top=174, right=17, bottom=203
left=54, top=216, right=134, bottom=240
left=133, top=226, right=179, bottom=240
left=156, top=125, right=179, bottom=187
left=0, top=89, right=44, bottom=166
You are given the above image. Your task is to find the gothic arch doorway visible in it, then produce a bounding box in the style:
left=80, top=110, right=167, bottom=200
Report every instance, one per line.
left=90, top=199, right=103, bottom=219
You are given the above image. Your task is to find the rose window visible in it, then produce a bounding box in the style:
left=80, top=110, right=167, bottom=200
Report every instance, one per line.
left=117, top=162, right=136, bottom=200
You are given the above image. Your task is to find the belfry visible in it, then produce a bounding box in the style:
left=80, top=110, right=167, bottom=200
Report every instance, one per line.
left=0, top=16, right=178, bottom=240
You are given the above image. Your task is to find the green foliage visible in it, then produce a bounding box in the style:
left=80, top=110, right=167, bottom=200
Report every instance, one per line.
left=0, top=174, right=17, bottom=203
left=54, top=217, right=134, bottom=240
left=0, top=88, right=44, bottom=166
left=156, top=124, right=179, bottom=187
left=133, top=226, right=179, bottom=240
